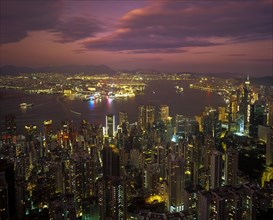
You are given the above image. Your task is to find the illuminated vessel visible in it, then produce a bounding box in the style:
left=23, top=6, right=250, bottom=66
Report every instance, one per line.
left=175, top=86, right=184, bottom=93
left=108, top=92, right=135, bottom=98
left=20, top=103, right=33, bottom=108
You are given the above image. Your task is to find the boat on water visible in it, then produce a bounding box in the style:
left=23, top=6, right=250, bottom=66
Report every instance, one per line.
left=175, top=86, right=184, bottom=93
left=108, top=92, right=135, bottom=98
left=20, top=103, right=33, bottom=108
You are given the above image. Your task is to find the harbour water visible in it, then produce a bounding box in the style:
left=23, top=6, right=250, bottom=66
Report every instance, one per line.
left=0, top=80, right=225, bottom=133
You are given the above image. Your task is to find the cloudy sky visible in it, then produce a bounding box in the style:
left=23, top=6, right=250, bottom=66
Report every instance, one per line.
left=1, top=0, right=272, bottom=76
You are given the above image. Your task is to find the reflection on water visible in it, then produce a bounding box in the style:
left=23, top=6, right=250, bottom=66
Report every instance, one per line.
left=89, top=99, right=95, bottom=110
left=0, top=80, right=225, bottom=133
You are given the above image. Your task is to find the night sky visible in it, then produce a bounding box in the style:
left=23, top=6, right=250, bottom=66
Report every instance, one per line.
left=1, top=0, right=272, bottom=76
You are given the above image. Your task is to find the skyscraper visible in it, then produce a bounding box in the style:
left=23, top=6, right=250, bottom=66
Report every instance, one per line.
left=118, top=111, right=129, bottom=134
left=44, top=119, right=53, bottom=141
left=98, top=145, right=126, bottom=219
left=224, top=148, right=238, bottom=186
left=268, top=97, right=273, bottom=127
left=138, top=105, right=155, bottom=130
left=239, top=76, right=252, bottom=132
left=159, top=105, right=169, bottom=124
left=106, top=114, right=115, bottom=138
left=210, top=150, right=223, bottom=189
left=119, top=111, right=128, bottom=126
left=167, top=155, right=185, bottom=212
left=249, top=102, right=266, bottom=138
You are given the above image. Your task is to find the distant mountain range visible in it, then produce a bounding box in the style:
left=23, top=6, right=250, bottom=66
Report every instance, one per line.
left=0, top=65, right=116, bottom=75
left=0, top=65, right=272, bottom=85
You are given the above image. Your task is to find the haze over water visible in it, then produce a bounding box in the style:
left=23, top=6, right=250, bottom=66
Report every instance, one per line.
left=0, top=80, right=224, bottom=133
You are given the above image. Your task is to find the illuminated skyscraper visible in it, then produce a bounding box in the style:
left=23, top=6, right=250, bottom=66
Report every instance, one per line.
left=106, top=114, right=115, bottom=138
left=138, top=105, right=155, bottom=130
left=239, top=76, right=252, bottom=132
left=118, top=111, right=128, bottom=134
left=175, top=114, right=187, bottom=138
left=119, top=111, right=128, bottom=126
left=44, top=119, right=53, bottom=142
left=167, top=155, right=185, bottom=212
left=202, top=108, right=221, bottom=140
left=159, top=105, right=169, bottom=124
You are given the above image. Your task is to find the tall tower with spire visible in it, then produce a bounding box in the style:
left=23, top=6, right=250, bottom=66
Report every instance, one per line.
left=239, top=75, right=252, bottom=133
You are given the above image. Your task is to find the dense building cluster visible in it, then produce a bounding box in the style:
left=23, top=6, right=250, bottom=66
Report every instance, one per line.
left=0, top=78, right=273, bottom=220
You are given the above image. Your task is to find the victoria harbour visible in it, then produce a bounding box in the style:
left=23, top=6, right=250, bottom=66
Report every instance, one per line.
left=0, top=80, right=224, bottom=133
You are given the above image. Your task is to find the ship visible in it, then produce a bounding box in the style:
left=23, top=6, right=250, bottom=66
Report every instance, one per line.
left=175, top=86, right=184, bottom=93
left=20, top=103, right=33, bottom=108
left=108, top=92, right=135, bottom=98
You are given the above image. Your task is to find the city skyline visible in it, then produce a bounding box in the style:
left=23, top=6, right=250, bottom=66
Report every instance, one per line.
left=1, top=0, right=272, bottom=76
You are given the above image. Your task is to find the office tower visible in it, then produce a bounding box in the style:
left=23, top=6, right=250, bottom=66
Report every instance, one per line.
left=106, top=114, right=115, bottom=138
left=236, top=113, right=244, bottom=133
left=44, top=119, right=53, bottom=141
left=218, top=107, right=226, bottom=122
left=166, top=117, right=174, bottom=142
left=175, top=114, right=187, bottom=138
left=59, top=120, right=76, bottom=149
left=119, top=111, right=128, bottom=126
left=249, top=102, right=266, bottom=138
left=167, top=155, right=185, bottom=212
left=210, top=150, right=223, bottom=189
left=159, top=105, right=169, bottom=124
left=239, top=76, right=252, bottom=132
left=225, top=148, right=238, bottom=186
left=119, top=111, right=129, bottom=134
left=202, top=108, right=221, bottom=139
left=138, top=105, right=155, bottom=130
left=188, top=119, right=199, bottom=135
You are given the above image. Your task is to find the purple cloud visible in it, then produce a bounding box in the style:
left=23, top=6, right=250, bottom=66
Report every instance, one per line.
left=0, top=1, right=104, bottom=44
left=50, top=16, right=104, bottom=43
left=84, top=1, right=272, bottom=52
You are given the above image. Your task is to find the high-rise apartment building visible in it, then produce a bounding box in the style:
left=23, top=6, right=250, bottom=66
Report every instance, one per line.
left=224, top=148, right=238, bottom=186
left=98, top=145, right=126, bottom=219
left=167, top=155, right=185, bottom=212
left=210, top=150, right=223, bottom=189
